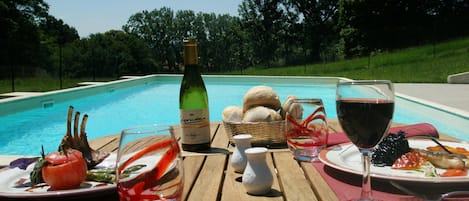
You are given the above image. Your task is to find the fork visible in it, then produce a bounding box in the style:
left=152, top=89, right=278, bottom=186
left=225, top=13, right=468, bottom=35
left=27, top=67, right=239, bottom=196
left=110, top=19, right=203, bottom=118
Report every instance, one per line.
left=391, top=181, right=469, bottom=201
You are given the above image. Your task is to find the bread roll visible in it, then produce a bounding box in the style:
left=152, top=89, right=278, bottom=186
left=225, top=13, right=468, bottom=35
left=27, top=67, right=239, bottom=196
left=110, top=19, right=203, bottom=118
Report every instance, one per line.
left=222, top=106, right=243, bottom=122
left=280, top=95, right=303, bottom=120
left=243, top=85, right=281, bottom=112
left=242, top=106, right=282, bottom=122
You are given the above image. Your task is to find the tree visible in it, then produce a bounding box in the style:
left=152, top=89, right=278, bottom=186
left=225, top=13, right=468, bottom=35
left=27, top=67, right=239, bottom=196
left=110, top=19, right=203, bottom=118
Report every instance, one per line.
left=63, top=30, right=155, bottom=78
left=277, top=0, right=301, bottom=65
left=37, top=15, right=79, bottom=81
left=338, top=0, right=469, bottom=58
left=124, top=7, right=178, bottom=71
left=123, top=7, right=249, bottom=73
left=0, top=0, right=49, bottom=79
left=239, top=0, right=285, bottom=67
left=289, top=0, right=339, bottom=62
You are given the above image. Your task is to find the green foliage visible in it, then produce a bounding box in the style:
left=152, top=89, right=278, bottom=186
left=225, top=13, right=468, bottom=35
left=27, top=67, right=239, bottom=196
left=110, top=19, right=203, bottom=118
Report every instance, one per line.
left=124, top=7, right=178, bottom=71
left=1, top=37, right=469, bottom=94
left=338, top=0, right=469, bottom=58
left=123, top=7, right=246, bottom=72
left=289, top=0, right=339, bottom=62
left=63, top=30, right=156, bottom=78
left=1, top=0, right=469, bottom=91
left=0, top=0, right=49, bottom=77
left=239, top=0, right=284, bottom=67
left=0, top=77, right=115, bottom=93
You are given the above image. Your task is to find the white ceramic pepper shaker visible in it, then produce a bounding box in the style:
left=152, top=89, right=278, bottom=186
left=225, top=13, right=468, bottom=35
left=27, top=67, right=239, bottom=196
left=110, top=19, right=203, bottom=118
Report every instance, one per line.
left=230, top=134, right=253, bottom=173
left=242, top=147, right=273, bottom=195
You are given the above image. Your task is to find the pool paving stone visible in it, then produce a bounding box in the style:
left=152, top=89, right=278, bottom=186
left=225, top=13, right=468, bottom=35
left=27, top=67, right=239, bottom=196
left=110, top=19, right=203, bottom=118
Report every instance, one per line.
left=395, top=83, right=469, bottom=115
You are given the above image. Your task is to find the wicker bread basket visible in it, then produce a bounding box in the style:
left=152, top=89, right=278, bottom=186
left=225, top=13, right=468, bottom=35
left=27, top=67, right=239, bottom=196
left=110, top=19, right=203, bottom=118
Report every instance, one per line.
left=223, top=120, right=287, bottom=148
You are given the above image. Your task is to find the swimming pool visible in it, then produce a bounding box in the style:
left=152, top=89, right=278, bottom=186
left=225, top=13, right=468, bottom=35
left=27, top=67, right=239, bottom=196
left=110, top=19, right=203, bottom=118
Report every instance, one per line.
left=1, top=75, right=468, bottom=156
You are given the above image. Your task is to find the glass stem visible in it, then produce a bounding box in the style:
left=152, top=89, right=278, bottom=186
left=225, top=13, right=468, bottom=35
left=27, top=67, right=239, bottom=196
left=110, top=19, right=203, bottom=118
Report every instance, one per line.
left=360, top=150, right=373, bottom=200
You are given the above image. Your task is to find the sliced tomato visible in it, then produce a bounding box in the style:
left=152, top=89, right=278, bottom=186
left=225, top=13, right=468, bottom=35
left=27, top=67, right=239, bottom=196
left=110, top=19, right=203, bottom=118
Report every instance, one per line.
left=440, top=169, right=467, bottom=177
left=392, top=151, right=427, bottom=170
left=42, top=149, right=87, bottom=190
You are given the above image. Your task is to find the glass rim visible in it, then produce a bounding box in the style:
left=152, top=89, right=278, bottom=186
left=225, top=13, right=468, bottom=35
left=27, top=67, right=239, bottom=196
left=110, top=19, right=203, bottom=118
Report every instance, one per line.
left=286, top=98, right=324, bottom=104
left=121, top=124, right=173, bottom=135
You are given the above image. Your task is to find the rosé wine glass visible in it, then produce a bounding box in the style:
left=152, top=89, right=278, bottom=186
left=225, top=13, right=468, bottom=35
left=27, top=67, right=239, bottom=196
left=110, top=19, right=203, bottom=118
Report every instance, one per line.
left=285, top=98, right=328, bottom=162
left=116, top=124, right=184, bottom=201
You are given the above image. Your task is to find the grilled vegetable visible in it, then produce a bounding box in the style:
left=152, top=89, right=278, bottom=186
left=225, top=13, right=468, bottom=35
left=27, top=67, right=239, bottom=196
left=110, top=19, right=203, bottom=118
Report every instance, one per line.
left=418, top=148, right=468, bottom=169
left=86, top=165, right=146, bottom=183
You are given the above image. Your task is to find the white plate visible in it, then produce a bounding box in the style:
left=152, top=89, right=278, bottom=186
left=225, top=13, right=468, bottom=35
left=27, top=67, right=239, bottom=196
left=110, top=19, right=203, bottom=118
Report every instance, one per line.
left=0, top=153, right=117, bottom=199
left=319, top=139, right=469, bottom=183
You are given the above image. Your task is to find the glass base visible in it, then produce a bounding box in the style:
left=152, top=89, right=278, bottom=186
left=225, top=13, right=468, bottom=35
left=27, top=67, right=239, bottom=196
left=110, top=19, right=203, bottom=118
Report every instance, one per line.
left=294, top=155, right=319, bottom=162
left=292, top=146, right=325, bottom=162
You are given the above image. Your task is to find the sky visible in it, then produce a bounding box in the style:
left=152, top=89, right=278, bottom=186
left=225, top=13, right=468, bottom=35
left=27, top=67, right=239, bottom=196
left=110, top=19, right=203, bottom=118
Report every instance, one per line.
left=45, top=0, right=242, bottom=38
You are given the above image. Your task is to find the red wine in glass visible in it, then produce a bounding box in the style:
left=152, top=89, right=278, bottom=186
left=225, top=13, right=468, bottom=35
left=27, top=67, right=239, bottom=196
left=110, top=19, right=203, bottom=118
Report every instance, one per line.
left=336, top=80, right=394, bottom=201
left=336, top=98, right=394, bottom=149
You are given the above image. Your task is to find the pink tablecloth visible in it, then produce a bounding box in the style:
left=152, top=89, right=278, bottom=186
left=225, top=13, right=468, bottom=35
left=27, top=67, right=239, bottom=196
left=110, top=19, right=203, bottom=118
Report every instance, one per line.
left=312, top=162, right=417, bottom=201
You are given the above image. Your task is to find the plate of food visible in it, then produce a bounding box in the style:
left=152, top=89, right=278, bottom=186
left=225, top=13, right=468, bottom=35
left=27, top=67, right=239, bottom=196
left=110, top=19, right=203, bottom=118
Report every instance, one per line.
left=319, top=133, right=469, bottom=183
left=0, top=153, right=118, bottom=199
left=0, top=106, right=121, bottom=199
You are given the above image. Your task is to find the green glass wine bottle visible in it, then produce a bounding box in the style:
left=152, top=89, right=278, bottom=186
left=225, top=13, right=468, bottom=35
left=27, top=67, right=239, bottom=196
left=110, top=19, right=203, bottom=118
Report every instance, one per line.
left=179, top=38, right=211, bottom=151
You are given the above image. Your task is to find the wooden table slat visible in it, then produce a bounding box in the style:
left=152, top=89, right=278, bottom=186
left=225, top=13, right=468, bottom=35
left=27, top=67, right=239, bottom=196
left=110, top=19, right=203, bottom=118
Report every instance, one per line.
left=221, top=155, right=248, bottom=201
left=181, top=123, right=230, bottom=157
left=221, top=155, right=249, bottom=201
left=187, top=154, right=227, bottom=201
left=301, top=162, right=340, bottom=201
left=182, top=155, right=206, bottom=201
left=273, top=151, right=319, bottom=201
left=211, top=123, right=230, bottom=150
left=221, top=154, right=283, bottom=201
left=264, top=152, right=284, bottom=201
left=89, top=134, right=120, bottom=153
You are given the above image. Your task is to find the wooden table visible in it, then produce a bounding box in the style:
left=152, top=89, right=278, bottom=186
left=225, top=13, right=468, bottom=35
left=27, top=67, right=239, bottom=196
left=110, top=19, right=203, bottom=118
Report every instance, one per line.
left=89, top=122, right=338, bottom=201
left=0, top=119, right=460, bottom=201
left=86, top=120, right=458, bottom=201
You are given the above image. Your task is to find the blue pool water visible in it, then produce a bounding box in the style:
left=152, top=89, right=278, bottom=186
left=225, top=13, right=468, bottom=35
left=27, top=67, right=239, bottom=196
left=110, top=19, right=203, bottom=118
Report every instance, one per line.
left=1, top=75, right=468, bottom=155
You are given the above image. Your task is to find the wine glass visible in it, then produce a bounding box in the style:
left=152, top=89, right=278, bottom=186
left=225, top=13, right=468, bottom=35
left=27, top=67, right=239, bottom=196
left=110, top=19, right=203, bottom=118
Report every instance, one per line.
left=116, top=124, right=184, bottom=201
left=336, top=80, right=394, bottom=201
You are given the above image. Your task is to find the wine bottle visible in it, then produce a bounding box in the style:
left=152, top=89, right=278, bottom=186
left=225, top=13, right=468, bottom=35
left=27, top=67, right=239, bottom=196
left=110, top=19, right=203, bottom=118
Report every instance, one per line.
left=179, top=38, right=211, bottom=151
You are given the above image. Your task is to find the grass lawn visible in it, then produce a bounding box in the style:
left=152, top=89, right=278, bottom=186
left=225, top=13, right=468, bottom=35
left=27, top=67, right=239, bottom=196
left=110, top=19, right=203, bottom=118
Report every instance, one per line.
left=227, top=37, right=469, bottom=83
left=0, top=77, right=115, bottom=94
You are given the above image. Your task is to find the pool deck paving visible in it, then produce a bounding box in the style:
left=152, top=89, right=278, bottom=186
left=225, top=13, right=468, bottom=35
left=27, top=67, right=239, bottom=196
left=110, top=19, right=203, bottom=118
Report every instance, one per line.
left=394, top=83, right=469, bottom=116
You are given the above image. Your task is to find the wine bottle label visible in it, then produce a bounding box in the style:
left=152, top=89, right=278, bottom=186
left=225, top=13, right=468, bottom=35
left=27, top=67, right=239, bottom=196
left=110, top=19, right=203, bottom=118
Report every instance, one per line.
left=180, top=109, right=210, bottom=144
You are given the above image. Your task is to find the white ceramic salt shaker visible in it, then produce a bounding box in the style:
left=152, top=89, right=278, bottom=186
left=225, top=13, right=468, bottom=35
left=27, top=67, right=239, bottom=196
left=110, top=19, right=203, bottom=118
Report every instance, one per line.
left=230, top=134, right=252, bottom=173
left=242, top=147, right=273, bottom=195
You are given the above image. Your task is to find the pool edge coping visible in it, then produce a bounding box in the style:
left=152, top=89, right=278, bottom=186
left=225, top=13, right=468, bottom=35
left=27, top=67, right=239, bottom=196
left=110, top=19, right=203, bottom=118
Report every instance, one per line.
left=396, top=92, right=469, bottom=120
